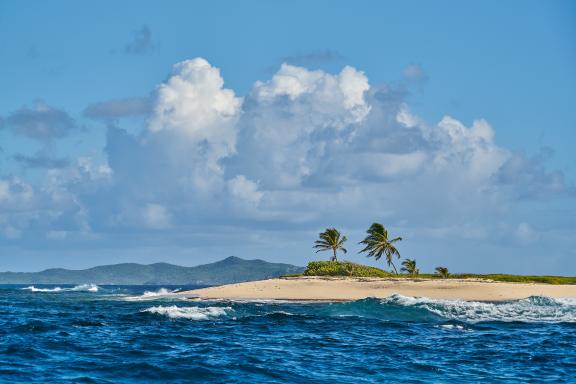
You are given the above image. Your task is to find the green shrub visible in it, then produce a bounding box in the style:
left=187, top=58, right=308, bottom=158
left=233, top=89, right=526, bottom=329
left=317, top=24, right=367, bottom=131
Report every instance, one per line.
left=302, top=262, right=575, bottom=284
left=279, top=273, right=304, bottom=278
left=304, top=261, right=394, bottom=278
left=409, top=273, right=576, bottom=285
left=451, top=274, right=576, bottom=285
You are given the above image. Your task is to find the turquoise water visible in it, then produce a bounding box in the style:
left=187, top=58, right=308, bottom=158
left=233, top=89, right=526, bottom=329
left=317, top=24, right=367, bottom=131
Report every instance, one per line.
left=1, top=285, right=575, bottom=383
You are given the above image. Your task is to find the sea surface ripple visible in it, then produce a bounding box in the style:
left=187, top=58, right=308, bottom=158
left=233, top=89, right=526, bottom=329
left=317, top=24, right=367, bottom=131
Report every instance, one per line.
left=0, top=285, right=575, bottom=383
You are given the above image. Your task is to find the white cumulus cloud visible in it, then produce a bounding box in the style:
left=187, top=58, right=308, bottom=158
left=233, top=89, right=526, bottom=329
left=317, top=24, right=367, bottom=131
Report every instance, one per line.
left=1, top=57, right=574, bottom=274
left=149, top=58, right=242, bottom=164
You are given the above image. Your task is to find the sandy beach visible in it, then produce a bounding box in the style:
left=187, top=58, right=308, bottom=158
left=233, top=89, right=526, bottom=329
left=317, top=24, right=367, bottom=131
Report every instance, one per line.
left=182, top=276, right=576, bottom=301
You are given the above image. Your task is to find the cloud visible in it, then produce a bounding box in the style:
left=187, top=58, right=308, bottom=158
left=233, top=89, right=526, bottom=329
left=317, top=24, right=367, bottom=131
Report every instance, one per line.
left=83, top=97, right=151, bottom=120
left=124, top=25, right=155, bottom=55
left=97, top=59, right=243, bottom=231
left=2, top=57, right=574, bottom=273
left=142, top=203, right=172, bottom=229
left=230, top=63, right=370, bottom=188
left=0, top=177, right=35, bottom=239
left=102, top=59, right=569, bottom=236
left=228, top=175, right=263, bottom=207
left=0, top=177, right=34, bottom=208
left=13, top=153, right=69, bottom=169
left=515, top=222, right=538, bottom=245
left=148, top=58, right=242, bottom=179
left=281, top=50, right=342, bottom=66
left=24, top=59, right=573, bottom=228
left=403, top=63, right=427, bottom=82
left=493, top=149, right=574, bottom=199
left=3, top=102, right=78, bottom=140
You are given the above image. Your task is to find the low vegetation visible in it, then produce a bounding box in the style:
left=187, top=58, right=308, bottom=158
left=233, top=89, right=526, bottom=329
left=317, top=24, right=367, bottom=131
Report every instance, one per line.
left=448, top=274, right=576, bottom=285
left=305, top=223, right=575, bottom=284
left=303, top=261, right=394, bottom=278
left=298, top=263, right=576, bottom=285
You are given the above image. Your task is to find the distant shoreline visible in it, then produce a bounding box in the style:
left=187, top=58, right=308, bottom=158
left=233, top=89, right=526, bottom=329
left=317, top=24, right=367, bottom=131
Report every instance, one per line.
left=182, top=276, right=576, bottom=302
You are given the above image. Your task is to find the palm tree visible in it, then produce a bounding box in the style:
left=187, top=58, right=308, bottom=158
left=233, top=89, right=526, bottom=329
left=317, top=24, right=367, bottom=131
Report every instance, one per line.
left=313, top=228, right=347, bottom=262
left=435, top=266, right=449, bottom=278
left=401, top=259, right=419, bottom=276
left=359, top=223, right=403, bottom=274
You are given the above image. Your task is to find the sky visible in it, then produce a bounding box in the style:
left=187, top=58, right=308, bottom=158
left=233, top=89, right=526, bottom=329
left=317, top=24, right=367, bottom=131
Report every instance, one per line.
left=0, top=0, right=575, bottom=273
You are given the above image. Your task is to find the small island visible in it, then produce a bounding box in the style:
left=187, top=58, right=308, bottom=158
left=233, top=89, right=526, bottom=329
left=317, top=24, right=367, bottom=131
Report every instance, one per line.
left=183, top=224, right=576, bottom=301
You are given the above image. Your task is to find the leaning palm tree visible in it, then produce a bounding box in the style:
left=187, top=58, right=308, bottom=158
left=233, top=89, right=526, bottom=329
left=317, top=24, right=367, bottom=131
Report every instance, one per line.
left=435, top=266, right=450, bottom=278
left=359, top=223, right=403, bottom=274
left=313, top=228, right=347, bottom=262
left=401, top=259, right=419, bottom=276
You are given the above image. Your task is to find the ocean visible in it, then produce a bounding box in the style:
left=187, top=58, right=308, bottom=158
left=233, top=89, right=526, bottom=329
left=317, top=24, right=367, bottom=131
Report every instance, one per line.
left=1, top=285, right=574, bottom=383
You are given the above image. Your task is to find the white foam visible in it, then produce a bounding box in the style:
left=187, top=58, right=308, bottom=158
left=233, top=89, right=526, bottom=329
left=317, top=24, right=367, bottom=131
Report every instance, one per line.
left=22, top=286, right=64, bottom=292
left=437, top=324, right=466, bottom=330
left=123, top=288, right=182, bottom=301
left=555, top=297, right=576, bottom=306
left=142, top=305, right=231, bottom=320
left=22, top=284, right=100, bottom=293
left=70, top=284, right=99, bottom=292
left=382, top=294, right=576, bottom=323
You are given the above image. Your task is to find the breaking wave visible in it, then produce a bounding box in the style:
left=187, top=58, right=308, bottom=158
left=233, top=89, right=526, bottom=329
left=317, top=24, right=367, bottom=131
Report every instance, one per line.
left=123, top=288, right=182, bottom=301
left=22, top=284, right=100, bottom=293
left=3, top=286, right=574, bottom=383
left=140, top=294, right=576, bottom=323
left=142, top=305, right=231, bottom=320
left=22, top=286, right=64, bottom=293
left=70, top=284, right=100, bottom=292
left=325, top=294, right=576, bottom=323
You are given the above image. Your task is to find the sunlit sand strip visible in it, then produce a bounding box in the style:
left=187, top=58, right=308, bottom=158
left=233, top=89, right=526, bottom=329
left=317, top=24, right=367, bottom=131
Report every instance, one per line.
left=181, top=276, right=576, bottom=302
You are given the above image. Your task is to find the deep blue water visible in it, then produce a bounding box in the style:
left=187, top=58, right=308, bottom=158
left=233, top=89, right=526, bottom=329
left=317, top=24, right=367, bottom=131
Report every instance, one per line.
left=0, top=285, right=575, bottom=383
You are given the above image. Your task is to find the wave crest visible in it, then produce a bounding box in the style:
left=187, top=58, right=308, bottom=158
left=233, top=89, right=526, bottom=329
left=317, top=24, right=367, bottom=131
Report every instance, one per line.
left=22, top=284, right=99, bottom=293
left=373, top=294, right=576, bottom=323
left=142, top=305, right=231, bottom=320
left=123, top=288, right=182, bottom=301
left=70, top=284, right=99, bottom=292
left=22, top=286, right=64, bottom=293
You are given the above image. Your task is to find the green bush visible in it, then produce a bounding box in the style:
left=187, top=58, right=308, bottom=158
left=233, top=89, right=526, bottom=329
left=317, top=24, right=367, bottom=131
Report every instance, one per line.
left=301, top=262, right=575, bottom=284
left=409, top=273, right=576, bottom=285
left=451, top=274, right=576, bottom=285
left=279, top=273, right=304, bottom=278
left=304, top=261, right=394, bottom=278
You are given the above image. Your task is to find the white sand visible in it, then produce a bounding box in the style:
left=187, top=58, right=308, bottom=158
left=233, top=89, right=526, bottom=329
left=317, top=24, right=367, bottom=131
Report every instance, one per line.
left=182, top=276, right=576, bottom=301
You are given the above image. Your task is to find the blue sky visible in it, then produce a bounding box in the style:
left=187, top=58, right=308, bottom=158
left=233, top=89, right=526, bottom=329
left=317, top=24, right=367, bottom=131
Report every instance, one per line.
left=0, top=0, right=575, bottom=273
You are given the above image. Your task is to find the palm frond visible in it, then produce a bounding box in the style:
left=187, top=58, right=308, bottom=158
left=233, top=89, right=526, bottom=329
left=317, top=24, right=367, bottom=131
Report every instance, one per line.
left=359, top=222, right=403, bottom=273
left=313, top=227, right=348, bottom=261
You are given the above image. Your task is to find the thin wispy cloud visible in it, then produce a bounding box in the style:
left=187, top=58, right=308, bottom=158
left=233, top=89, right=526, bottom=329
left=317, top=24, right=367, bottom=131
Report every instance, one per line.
left=84, top=97, right=151, bottom=121
left=2, top=102, right=78, bottom=141
left=13, top=153, right=69, bottom=169
left=403, top=63, right=428, bottom=82
left=123, top=25, right=155, bottom=55
left=281, top=50, right=343, bottom=66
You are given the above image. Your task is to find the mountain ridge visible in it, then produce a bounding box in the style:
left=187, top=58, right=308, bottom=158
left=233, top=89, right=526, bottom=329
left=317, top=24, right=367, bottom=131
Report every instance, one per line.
left=0, top=256, right=304, bottom=285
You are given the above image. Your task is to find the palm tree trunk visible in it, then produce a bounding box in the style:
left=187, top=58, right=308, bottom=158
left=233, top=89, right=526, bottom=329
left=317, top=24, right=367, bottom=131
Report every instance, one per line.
left=391, top=262, right=398, bottom=274
left=332, top=248, right=337, bottom=262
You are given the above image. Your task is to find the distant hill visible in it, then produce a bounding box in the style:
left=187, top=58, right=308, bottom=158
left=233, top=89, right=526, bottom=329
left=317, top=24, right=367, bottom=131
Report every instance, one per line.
left=0, top=256, right=304, bottom=285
